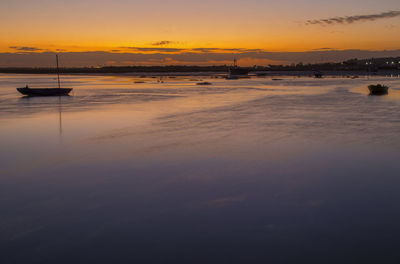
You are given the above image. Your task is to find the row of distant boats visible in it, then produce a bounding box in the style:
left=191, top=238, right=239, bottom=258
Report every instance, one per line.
left=16, top=56, right=390, bottom=97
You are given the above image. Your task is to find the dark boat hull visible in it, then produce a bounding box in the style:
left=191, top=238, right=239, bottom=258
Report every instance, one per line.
left=368, top=85, right=388, bottom=95
left=229, top=67, right=250, bottom=76
left=17, top=87, right=72, bottom=96
left=314, top=71, right=323, bottom=78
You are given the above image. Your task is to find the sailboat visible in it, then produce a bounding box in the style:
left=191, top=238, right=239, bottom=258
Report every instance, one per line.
left=17, top=54, right=73, bottom=96
left=227, top=57, right=250, bottom=78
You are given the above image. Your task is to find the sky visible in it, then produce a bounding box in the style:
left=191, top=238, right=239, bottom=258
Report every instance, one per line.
left=0, top=0, right=399, bottom=66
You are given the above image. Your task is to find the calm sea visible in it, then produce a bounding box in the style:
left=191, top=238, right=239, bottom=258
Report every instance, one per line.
left=1, top=74, right=400, bottom=263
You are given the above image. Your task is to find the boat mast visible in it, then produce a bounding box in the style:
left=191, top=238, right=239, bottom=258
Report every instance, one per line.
left=56, top=54, right=61, bottom=89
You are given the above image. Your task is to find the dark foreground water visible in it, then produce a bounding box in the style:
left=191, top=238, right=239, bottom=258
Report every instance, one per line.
left=1, top=74, right=400, bottom=263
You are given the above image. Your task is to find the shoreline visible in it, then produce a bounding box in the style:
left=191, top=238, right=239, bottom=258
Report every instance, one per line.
left=1, top=70, right=399, bottom=78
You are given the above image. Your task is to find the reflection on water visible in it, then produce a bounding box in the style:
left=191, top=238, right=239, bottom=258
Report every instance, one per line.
left=1, top=74, right=400, bottom=263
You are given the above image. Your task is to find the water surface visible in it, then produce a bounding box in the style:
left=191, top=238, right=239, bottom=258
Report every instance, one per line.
left=1, top=74, right=400, bottom=263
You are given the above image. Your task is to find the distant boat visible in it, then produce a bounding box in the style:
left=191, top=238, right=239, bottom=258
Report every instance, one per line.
left=314, top=71, right=323, bottom=78
left=228, top=58, right=250, bottom=76
left=17, top=54, right=73, bottom=96
left=196, top=82, right=212, bottom=85
left=368, top=84, right=389, bottom=95
left=225, top=75, right=239, bottom=80
left=256, top=72, right=268, bottom=77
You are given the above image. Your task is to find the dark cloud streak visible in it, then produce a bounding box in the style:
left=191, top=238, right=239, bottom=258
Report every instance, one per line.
left=306, top=10, right=400, bottom=25
left=9, top=46, right=42, bottom=51
left=151, top=41, right=174, bottom=46
left=312, top=48, right=334, bottom=51
left=121, top=47, right=264, bottom=53
left=123, top=47, right=184, bottom=52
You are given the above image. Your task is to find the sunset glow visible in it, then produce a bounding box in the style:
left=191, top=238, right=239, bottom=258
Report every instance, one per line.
left=1, top=0, right=399, bottom=66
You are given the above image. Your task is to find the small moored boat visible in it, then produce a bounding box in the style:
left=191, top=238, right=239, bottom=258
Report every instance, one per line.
left=368, top=84, right=389, bottom=95
left=17, top=86, right=72, bottom=96
left=16, top=54, right=73, bottom=96
left=314, top=71, right=323, bottom=78
left=196, top=82, right=212, bottom=85
left=228, top=58, right=250, bottom=77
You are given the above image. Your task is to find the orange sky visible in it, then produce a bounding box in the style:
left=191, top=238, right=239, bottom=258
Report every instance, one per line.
left=0, top=0, right=399, bottom=65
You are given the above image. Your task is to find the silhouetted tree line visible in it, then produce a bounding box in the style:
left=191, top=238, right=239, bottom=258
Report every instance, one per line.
left=1, top=57, right=399, bottom=74
left=0, top=65, right=230, bottom=74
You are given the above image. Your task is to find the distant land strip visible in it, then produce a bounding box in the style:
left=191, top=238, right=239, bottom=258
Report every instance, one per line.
left=0, top=57, right=399, bottom=74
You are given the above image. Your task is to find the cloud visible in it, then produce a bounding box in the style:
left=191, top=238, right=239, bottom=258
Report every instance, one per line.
left=191, top=48, right=263, bottom=53
left=117, top=47, right=265, bottom=54
left=151, top=40, right=174, bottom=46
left=192, top=48, right=241, bottom=53
left=122, top=47, right=184, bottom=52
left=312, top=48, right=334, bottom=51
left=192, top=48, right=219, bottom=52
left=306, top=10, right=400, bottom=25
left=9, top=46, right=42, bottom=52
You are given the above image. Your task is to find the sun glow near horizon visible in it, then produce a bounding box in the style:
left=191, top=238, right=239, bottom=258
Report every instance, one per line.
left=1, top=0, right=399, bottom=66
